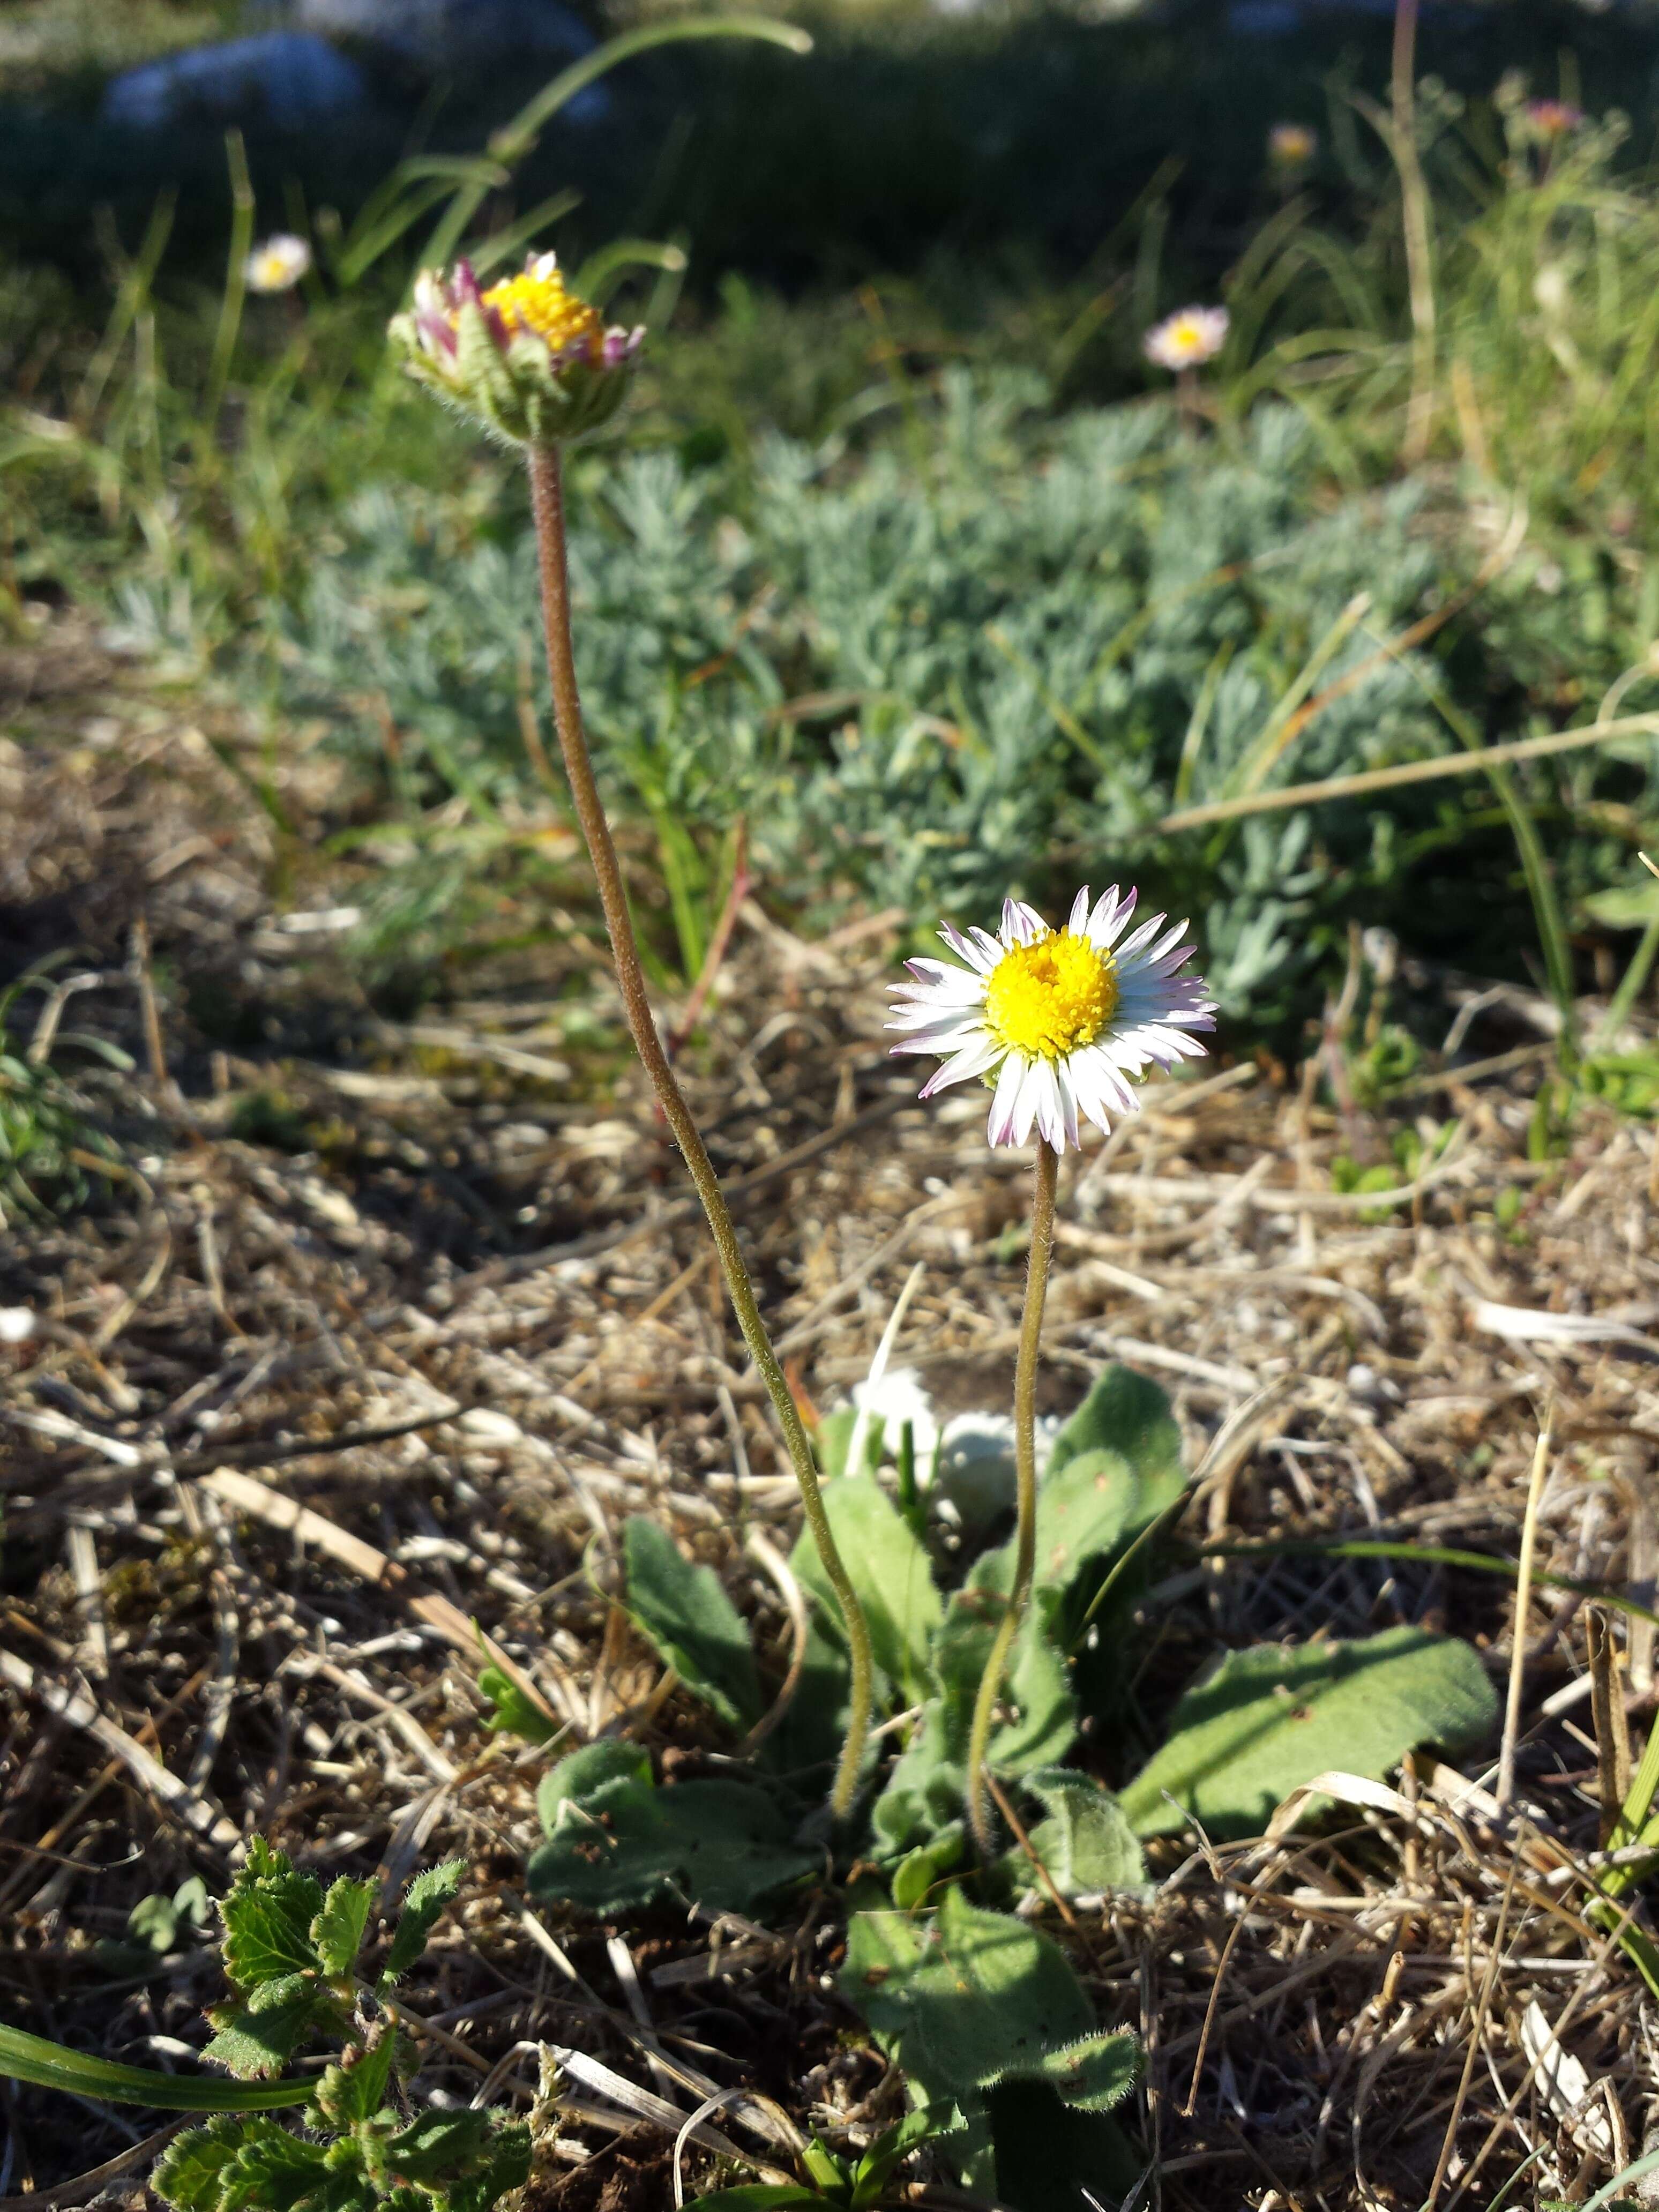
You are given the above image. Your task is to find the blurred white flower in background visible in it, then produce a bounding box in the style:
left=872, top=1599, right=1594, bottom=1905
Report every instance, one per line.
left=1142, top=305, right=1230, bottom=371
left=1268, top=122, right=1318, bottom=168
left=245, top=234, right=313, bottom=294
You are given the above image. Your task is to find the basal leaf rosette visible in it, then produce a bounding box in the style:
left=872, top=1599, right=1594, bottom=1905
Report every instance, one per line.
left=388, top=252, right=643, bottom=447
left=891, top=886, right=1215, bottom=1152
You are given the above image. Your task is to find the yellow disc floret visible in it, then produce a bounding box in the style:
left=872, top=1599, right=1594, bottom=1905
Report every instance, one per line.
left=481, top=261, right=603, bottom=359
left=983, top=930, right=1118, bottom=1060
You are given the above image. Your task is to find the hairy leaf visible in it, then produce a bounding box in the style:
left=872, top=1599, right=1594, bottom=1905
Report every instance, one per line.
left=219, top=1840, right=325, bottom=1992
left=308, top=2027, right=399, bottom=2130
left=791, top=1475, right=941, bottom=1699
left=311, top=1878, right=375, bottom=1979
left=204, top=1975, right=323, bottom=2082
left=1119, top=1627, right=1499, bottom=1840
left=842, top=1888, right=1137, bottom=2143
left=535, top=1740, right=652, bottom=1835
left=1011, top=1769, right=1147, bottom=1899
left=622, top=1516, right=761, bottom=1731
left=379, top=2108, right=497, bottom=2182
left=972, top=1367, right=1186, bottom=1617
left=529, top=1768, right=817, bottom=1916
left=380, top=1860, right=465, bottom=1986
left=150, top=2117, right=246, bottom=2212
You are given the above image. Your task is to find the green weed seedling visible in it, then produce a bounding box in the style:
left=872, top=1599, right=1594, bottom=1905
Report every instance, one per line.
left=693, top=2104, right=962, bottom=2212
left=1, top=1843, right=533, bottom=2212
left=95, top=1874, right=214, bottom=1977
left=0, top=967, right=131, bottom=1223
left=155, top=1844, right=532, bottom=2212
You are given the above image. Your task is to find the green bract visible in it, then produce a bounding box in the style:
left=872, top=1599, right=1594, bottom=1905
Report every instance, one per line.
left=387, top=256, right=643, bottom=449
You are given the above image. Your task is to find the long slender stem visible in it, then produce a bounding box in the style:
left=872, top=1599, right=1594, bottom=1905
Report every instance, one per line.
left=1392, top=0, right=1437, bottom=467
left=525, top=444, right=875, bottom=1818
left=966, top=1138, right=1059, bottom=1857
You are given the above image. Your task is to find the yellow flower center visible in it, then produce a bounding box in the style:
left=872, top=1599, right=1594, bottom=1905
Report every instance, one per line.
left=481, top=266, right=603, bottom=357
left=983, top=930, right=1118, bottom=1060
left=1166, top=318, right=1206, bottom=357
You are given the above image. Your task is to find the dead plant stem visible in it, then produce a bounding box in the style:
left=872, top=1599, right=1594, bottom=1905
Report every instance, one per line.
left=525, top=443, right=873, bottom=1820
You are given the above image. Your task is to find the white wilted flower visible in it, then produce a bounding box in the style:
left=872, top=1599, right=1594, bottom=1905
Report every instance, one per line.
left=1142, top=304, right=1229, bottom=371
left=890, top=885, right=1215, bottom=1154
left=244, top=234, right=312, bottom=294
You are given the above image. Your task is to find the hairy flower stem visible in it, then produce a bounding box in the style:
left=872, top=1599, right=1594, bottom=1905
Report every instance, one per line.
left=966, top=1137, right=1058, bottom=1858
left=525, top=444, right=875, bottom=1819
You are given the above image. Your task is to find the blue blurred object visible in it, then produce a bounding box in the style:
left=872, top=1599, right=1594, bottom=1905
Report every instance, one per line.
left=102, top=4, right=611, bottom=132
left=101, top=31, right=368, bottom=131
left=295, top=0, right=610, bottom=115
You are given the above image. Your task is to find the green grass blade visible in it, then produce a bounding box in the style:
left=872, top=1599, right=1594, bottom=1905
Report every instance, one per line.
left=0, top=2025, right=316, bottom=2111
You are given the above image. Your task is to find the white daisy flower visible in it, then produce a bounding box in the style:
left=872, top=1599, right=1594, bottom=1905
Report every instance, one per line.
left=1142, top=305, right=1229, bottom=371
left=244, top=234, right=312, bottom=294
left=890, top=885, right=1216, bottom=1154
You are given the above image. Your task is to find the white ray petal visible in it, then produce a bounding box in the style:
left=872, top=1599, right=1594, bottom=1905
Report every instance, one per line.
left=940, top=922, right=996, bottom=973
left=920, top=1034, right=1005, bottom=1096
left=1087, top=885, right=1135, bottom=947
left=988, top=1052, right=1027, bottom=1147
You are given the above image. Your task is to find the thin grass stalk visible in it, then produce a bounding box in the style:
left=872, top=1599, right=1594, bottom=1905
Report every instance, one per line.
left=1592, top=901, right=1659, bottom=1049
left=523, top=443, right=874, bottom=1820
left=966, top=1137, right=1059, bottom=1857
left=204, top=131, right=255, bottom=438
left=1391, top=0, right=1437, bottom=465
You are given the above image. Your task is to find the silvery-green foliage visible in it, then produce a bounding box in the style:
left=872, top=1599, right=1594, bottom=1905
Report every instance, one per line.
left=272, top=388, right=1520, bottom=1023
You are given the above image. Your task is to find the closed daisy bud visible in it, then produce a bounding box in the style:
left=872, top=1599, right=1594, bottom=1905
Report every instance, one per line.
left=1142, top=304, right=1230, bottom=372
left=388, top=251, right=644, bottom=447
left=890, top=886, right=1215, bottom=1154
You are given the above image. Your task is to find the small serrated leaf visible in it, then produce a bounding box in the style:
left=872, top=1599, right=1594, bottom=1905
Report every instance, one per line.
left=150, top=2117, right=244, bottom=2212
left=219, top=1840, right=325, bottom=1992
left=203, top=1975, right=321, bottom=2081
left=307, top=2025, right=399, bottom=2129
left=222, top=2116, right=333, bottom=2212
left=447, top=2124, right=534, bottom=2212
left=380, top=1860, right=466, bottom=1986
left=311, top=1877, right=375, bottom=1978
left=790, top=1475, right=941, bottom=1700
